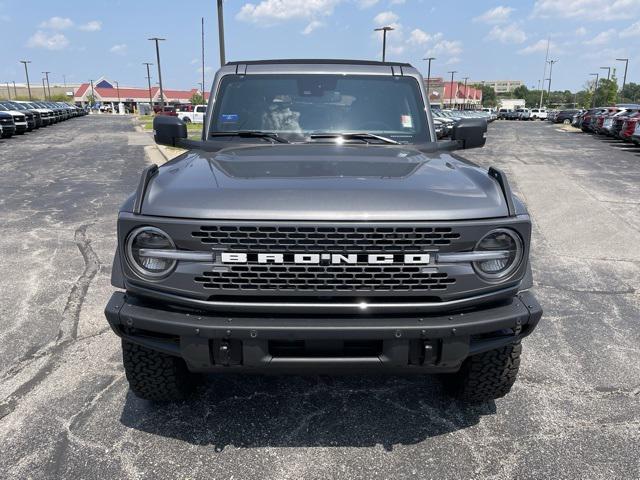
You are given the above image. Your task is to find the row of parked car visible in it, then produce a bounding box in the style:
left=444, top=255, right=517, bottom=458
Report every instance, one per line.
left=497, top=108, right=549, bottom=121
left=568, top=104, right=640, bottom=144
left=0, top=101, right=87, bottom=139
left=431, top=108, right=495, bottom=138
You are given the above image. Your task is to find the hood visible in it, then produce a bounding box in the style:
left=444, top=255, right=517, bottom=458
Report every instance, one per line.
left=142, top=144, right=508, bottom=221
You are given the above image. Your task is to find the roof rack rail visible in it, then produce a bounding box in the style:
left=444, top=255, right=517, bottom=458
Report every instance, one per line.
left=488, top=166, right=516, bottom=217
left=133, top=164, right=159, bottom=214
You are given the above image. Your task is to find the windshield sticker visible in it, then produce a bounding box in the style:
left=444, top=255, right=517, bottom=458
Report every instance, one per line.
left=221, top=113, right=239, bottom=123
left=401, top=115, right=413, bottom=128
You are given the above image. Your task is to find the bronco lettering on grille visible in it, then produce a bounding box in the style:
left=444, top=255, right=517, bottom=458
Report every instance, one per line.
left=221, top=252, right=431, bottom=265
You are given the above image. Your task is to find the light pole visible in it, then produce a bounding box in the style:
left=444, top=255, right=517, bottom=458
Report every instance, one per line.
left=89, top=79, right=95, bottom=109
left=148, top=37, right=166, bottom=109
left=546, top=59, right=557, bottom=99
left=42, top=77, right=47, bottom=100
left=114, top=80, right=121, bottom=113
left=590, top=73, right=599, bottom=107
left=374, top=26, right=394, bottom=62
left=20, top=60, right=32, bottom=100
left=447, top=70, right=457, bottom=109
left=600, top=66, right=610, bottom=81
left=201, top=16, right=206, bottom=99
left=143, top=62, right=154, bottom=111
left=616, top=58, right=629, bottom=93
left=43, top=71, right=51, bottom=100
left=6, top=82, right=11, bottom=100
left=539, top=37, right=550, bottom=108
left=423, top=57, right=435, bottom=93
left=217, top=0, right=226, bottom=66
left=462, top=76, right=469, bottom=110
left=12, top=81, right=17, bottom=97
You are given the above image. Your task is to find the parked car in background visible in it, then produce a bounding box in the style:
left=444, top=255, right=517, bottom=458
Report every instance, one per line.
left=5, top=101, right=43, bottom=128
left=498, top=108, right=511, bottom=119
left=0, top=111, right=16, bottom=137
left=17, top=100, right=54, bottom=126
left=530, top=108, right=547, bottom=120
left=631, top=122, right=640, bottom=144
left=154, top=105, right=178, bottom=116
left=0, top=103, right=28, bottom=134
left=515, top=108, right=531, bottom=120
left=176, top=104, right=207, bottom=123
left=553, top=109, right=580, bottom=124
left=619, top=112, right=640, bottom=141
left=610, top=107, right=640, bottom=137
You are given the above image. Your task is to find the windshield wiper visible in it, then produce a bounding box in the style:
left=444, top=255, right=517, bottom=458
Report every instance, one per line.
left=309, top=132, right=399, bottom=145
left=210, top=131, right=289, bottom=143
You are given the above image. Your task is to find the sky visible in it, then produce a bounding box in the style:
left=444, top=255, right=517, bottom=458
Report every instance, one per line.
left=1, top=0, right=639, bottom=92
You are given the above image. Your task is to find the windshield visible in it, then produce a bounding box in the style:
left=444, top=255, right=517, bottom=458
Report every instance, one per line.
left=210, top=74, right=430, bottom=143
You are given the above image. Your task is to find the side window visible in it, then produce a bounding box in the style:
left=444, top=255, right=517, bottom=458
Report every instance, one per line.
left=196, top=106, right=206, bottom=113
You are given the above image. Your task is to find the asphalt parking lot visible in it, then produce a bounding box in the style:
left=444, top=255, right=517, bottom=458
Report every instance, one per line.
left=1, top=116, right=639, bottom=479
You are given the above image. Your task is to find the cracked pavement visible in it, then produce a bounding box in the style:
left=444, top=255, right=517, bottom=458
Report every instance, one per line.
left=0, top=117, right=638, bottom=479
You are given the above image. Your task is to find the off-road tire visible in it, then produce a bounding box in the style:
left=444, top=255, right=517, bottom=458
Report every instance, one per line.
left=443, top=343, right=522, bottom=403
left=122, top=339, right=198, bottom=402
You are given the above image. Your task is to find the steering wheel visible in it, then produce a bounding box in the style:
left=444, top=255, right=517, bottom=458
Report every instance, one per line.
left=356, top=120, right=392, bottom=131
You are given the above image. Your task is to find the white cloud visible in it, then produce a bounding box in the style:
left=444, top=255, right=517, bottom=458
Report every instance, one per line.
left=473, top=6, right=513, bottom=24
left=109, top=44, right=127, bottom=55
left=39, top=16, right=73, bottom=30
left=358, top=0, right=378, bottom=8
left=425, top=39, right=462, bottom=58
left=585, top=29, right=616, bottom=45
left=190, top=58, right=199, bottom=65
left=302, top=20, right=324, bottom=34
left=486, top=24, right=527, bottom=44
left=445, top=57, right=460, bottom=65
left=237, top=0, right=340, bottom=23
left=575, top=26, right=587, bottom=35
left=79, top=20, right=101, bottom=31
left=27, top=31, right=69, bottom=50
left=407, top=28, right=432, bottom=45
left=620, top=21, right=640, bottom=37
left=532, top=0, right=640, bottom=21
left=518, top=39, right=555, bottom=55
left=373, top=10, right=399, bottom=25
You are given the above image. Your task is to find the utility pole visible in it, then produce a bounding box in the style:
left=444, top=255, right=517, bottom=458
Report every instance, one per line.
left=423, top=57, right=435, bottom=93
left=590, top=73, right=599, bottom=107
left=547, top=59, right=557, bottom=99
left=448, top=71, right=457, bottom=109
left=114, top=80, right=121, bottom=113
left=374, top=26, right=394, bottom=62
left=42, top=78, right=47, bottom=100
left=616, top=58, right=629, bottom=93
left=217, top=0, right=226, bottom=66
left=20, top=60, right=32, bottom=100
left=63, top=74, right=67, bottom=88
left=600, top=66, right=610, bottom=81
left=12, top=81, right=17, bottom=97
left=539, top=37, right=550, bottom=108
left=6, top=82, right=11, bottom=99
left=462, top=76, right=469, bottom=110
left=89, top=79, right=95, bottom=108
left=43, top=71, right=51, bottom=100
left=148, top=38, right=166, bottom=108
left=201, top=17, right=206, bottom=103
left=143, top=62, right=154, bottom=111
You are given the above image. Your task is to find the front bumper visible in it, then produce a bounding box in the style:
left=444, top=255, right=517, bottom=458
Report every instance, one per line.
left=105, top=290, right=542, bottom=373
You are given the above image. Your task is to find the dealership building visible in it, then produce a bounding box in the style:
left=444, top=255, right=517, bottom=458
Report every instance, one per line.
left=425, top=77, right=483, bottom=109
left=73, top=77, right=209, bottom=111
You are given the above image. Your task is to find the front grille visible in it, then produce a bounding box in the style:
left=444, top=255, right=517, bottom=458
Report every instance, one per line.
left=195, top=264, right=456, bottom=292
left=192, top=225, right=461, bottom=252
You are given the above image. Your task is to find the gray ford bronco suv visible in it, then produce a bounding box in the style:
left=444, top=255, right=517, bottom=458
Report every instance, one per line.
left=105, top=60, right=542, bottom=403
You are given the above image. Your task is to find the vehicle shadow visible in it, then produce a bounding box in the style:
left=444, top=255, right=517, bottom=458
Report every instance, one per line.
left=119, top=374, right=495, bottom=451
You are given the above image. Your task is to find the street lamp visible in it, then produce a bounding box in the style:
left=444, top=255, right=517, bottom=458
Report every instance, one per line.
left=590, top=73, right=599, bottom=107
left=600, top=66, right=610, bottom=81
left=42, top=71, right=51, bottom=100
left=374, top=26, right=394, bottom=62
left=447, top=70, right=457, bottom=109
left=148, top=37, right=166, bottom=108
left=462, top=76, right=469, bottom=110
left=423, top=57, right=435, bottom=93
left=616, top=58, right=629, bottom=93
left=547, top=59, right=557, bottom=98
left=114, top=80, right=121, bottom=113
left=19, top=60, right=32, bottom=100
left=217, top=0, right=226, bottom=66
left=143, top=62, right=154, bottom=111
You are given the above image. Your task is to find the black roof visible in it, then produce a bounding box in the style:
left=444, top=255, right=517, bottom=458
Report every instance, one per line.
left=225, top=59, right=412, bottom=67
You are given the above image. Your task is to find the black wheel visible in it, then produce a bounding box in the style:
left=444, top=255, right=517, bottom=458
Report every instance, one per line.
left=442, top=343, right=521, bottom=403
left=122, top=339, right=199, bottom=402
left=182, top=116, right=191, bottom=123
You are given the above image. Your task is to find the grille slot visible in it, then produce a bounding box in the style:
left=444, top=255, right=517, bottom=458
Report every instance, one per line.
left=195, top=265, right=456, bottom=292
left=192, top=225, right=460, bottom=252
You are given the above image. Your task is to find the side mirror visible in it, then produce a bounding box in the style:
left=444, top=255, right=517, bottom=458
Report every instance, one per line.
left=153, top=115, right=187, bottom=147
left=451, top=118, right=487, bottom=149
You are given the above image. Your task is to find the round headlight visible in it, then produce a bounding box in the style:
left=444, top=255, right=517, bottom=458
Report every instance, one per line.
left=125, top=226, right=176, bottom=279
left=473, top=228, right=523, bottom=282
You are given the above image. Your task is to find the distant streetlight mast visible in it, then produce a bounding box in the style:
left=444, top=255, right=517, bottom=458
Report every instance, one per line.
left=423, top=57, right=435, bottom=93
left=19, top=60, right=32, bottom=100
left=590, top=73, right=599, bottom=107
left=201, top=17, right=206, bottom=103
left=143, top=62, right=154, bottom=109
left=462, top=76, right=469, bottom=110
left=42, top=71, right=51, bottom=100
left=217, top=0, right=226, bottom=66
left=600, top=66, right=610, bottom=81
left=546, top=59, right=557, bottom=98
left=374, top=26, right=394, bottom=62
left=448, top=70, right=457, bottom=109
left=148, top=37, right=166, bottom=108
left=616, top=58, right=629, bottom=93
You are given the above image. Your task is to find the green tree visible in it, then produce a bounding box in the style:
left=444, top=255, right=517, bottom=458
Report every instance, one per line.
left=472, top=84, right=497, bottom=107
left=620, top=82, right=640, bottom=103
left=594, top=74, right=618, bottom=106
left=190, top=92, right=205, bottom=105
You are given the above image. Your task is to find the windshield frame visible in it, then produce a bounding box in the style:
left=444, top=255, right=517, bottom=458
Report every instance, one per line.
left=203, top=66, right=436, bottom=145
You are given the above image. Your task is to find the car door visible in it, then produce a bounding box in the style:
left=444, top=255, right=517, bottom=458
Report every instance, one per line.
left=194, top=105, right=206, bottom=123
